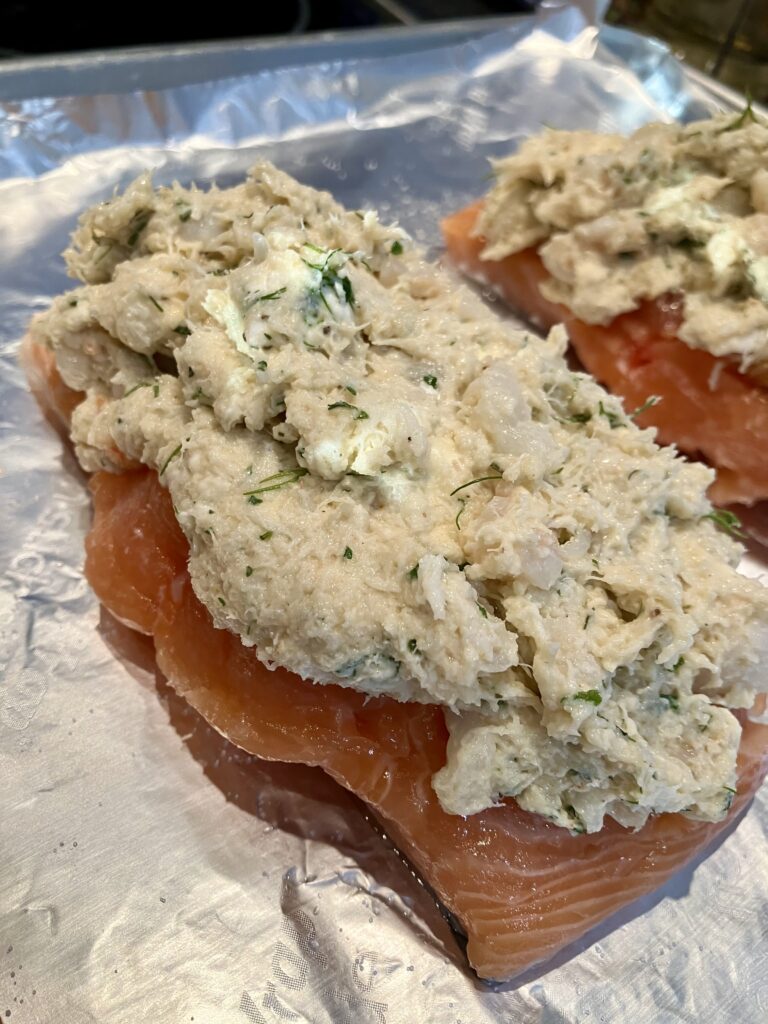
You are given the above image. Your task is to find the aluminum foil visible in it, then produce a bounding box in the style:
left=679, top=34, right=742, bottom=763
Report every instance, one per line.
left=2, top=10, right=767, bottom=1022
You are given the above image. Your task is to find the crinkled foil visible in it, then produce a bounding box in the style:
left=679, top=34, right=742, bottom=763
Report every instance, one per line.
left=2, top=11, right=767, bottom=1022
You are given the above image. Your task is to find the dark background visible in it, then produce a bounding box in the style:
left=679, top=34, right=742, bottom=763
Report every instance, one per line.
left=0, top=0, right=535, bottom=58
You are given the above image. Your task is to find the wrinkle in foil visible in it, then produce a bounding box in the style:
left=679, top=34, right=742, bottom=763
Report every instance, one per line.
left=1, top=11, right=767, bottom=1023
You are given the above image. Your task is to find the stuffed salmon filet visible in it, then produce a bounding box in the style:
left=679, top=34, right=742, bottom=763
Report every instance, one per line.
left=25, top=160, right=768, bottom=980
left=443, top=112, right=768, bottom=510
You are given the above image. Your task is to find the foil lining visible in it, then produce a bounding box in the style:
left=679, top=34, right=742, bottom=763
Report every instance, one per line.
left=1, top=10, right=767, bottom=1021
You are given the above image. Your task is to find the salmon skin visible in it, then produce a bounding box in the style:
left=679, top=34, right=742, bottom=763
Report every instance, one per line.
left=442, top=202, right=768, bottom=509
left=25, top=337, right=768, bottom=982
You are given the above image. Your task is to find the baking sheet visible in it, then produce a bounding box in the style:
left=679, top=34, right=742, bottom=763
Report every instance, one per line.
left=2, top=9, right=768, bottom=1022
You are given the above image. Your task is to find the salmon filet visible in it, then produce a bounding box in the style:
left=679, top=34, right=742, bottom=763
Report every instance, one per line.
left=26, top=337, right=768, bottom=982
left=442, top=202, right=768, bottom=508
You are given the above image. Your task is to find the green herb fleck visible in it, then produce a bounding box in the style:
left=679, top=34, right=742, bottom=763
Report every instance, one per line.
left=245, top=566, right=254, bottom=577
left=68, top=298, right=78, bottom=307
left=476, top=602, right=488, bottom=619
left=660, top=692, right=680, bottom=712
left=573, top=689, right=602, bottom=705
left=455, top=497, right=467, bottom=531
left=244, top=467, right=309, bottom=497
left=423, top=374, right=438, bottom=389
left=672, top=655, right=685, bottom=673
left=391, top=240, right=404, bottom=255
left=328, top=400, right=369, bottom=420
left=173, top=324, right=192, bottom=336
left=217, top=597, right=226, bottom=607
left=407, top=638, right=418, bottom=653
left=127, top=209, right=152, bottom=246
left=257, top=360, right=268, bottom=371
left=408, top=564, right=419, bottom=580
left=260, top=531, right=274, bottom=542
left=247, top=495, right=263, bottom=506
left=152, top=383, right=160, bottom=398
left=343, top=546, right=353, bottom=560
left=303, top=247, right=356, bottom=317
left=245, top=286, right=287, bottom=307
left=566, top=411, right=592, bottom=424
left=450, top=473, right=503, bottom=497
left=718, top=94, right=759, bottom=133
left=160, top=443, right=182, bottom=476
left=124, top=381, right=151, bottom=398
left=345, top=384, right=357, bottom=395
left=705, top=509, right=745, bottom=538
left=598, top=401, right=621, bottom=429
left=630, top=396, right=661, bottom=422
left=147, top=294, right=163, bottom=313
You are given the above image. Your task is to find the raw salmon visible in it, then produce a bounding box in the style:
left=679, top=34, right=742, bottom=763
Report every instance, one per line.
left=25, top=337, right=768, bottom=980
left=442, top=203, right=768, bottom=508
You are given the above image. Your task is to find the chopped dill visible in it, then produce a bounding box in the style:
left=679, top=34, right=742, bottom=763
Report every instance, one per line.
left=572, top=689, right=602, bottom=705
left=124, top=381, right=151, bottom=398
left=450, top=473, right=503, bottom=497
left=660, top=692, right=680, bottom=712
left=455, top=497, right=467, bottom=531
left=718, top=93, right=759, bottom=134
left=245, top=286, right=287, bottom=307
left=705, top=509, right=745, bottom=538
left=159, top=443, right=182, bottom=476
left=127, top=209, right=152, bottom=246
left=328, top=400, right=369, bottom=420
left=598, top=401, right=621, bottom=428
left=630, top=395, right=661, bottom=419
left=244, top=468, right=309, bottom=497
